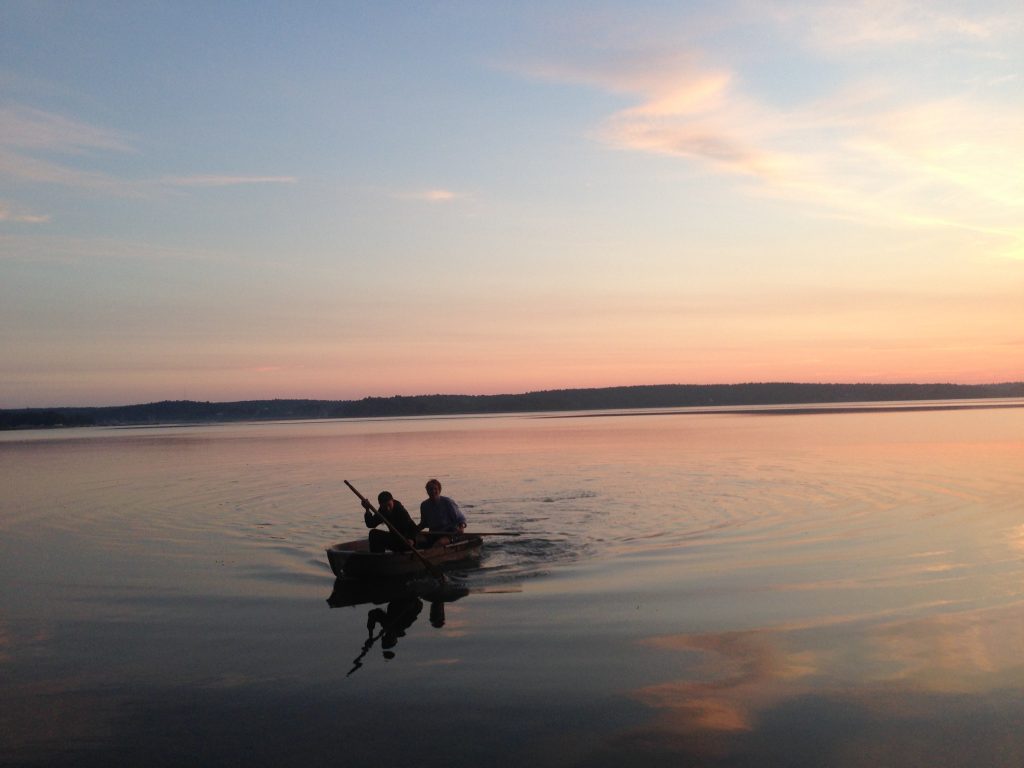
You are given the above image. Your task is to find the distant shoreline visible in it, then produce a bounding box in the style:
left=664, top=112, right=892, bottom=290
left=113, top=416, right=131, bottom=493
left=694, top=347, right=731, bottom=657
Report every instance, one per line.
left=2, top=382, right=1023, bottom=430
left=543, top=399, right=1024, bottom=418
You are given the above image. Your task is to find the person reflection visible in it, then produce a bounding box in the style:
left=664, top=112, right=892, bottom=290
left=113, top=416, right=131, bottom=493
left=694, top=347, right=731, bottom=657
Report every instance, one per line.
left=429, top=599, right=447, bottom=628
left=348, top=596, right=423, bottom=675
left=344, top=583, right=470, bottom=675
left=368, top=596, right=423, bottom=658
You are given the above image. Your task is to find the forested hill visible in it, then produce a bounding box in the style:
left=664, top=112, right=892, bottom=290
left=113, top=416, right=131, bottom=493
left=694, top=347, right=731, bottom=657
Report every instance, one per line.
left=3, top=382, right=1023, bottom=430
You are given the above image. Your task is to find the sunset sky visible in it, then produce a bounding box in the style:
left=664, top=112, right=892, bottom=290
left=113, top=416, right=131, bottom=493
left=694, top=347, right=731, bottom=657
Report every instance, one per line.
left=2, top=1, right=1022, bottom=407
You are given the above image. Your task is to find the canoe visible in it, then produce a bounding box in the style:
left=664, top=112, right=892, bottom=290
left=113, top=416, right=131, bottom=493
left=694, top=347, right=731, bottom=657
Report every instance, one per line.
left=326, top=535, right=483, bottom=579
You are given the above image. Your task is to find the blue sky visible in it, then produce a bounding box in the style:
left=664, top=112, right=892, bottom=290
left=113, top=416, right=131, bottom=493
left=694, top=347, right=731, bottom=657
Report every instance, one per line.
left=2, top=1, right=1022, bottom=406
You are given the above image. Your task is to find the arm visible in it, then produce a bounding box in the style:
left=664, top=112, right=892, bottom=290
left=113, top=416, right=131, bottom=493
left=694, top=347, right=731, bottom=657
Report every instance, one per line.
left=362, top=499, right=381, bottom=529
left=447, top=497, right=466, bottom=530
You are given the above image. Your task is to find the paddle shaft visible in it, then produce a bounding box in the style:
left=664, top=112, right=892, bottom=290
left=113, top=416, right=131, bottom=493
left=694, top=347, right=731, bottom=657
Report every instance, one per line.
left=348, top=627, right=385, bottom=677
left=419, top=530, right=522, bottom=536
left=344, top=480, right=446, bottom=582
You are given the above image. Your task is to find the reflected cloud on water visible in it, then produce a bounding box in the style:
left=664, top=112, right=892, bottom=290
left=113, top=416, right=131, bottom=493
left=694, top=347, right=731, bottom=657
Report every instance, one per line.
left=602, top=602, right=1024, bottom=767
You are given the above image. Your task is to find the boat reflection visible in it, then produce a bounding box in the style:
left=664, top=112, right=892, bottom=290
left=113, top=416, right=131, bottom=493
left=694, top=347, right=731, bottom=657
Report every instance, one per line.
left=327, top=577, right=470, bottom=675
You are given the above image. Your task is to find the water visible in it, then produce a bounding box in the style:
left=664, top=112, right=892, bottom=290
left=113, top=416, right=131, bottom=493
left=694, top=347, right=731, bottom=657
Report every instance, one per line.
left=2, top=402, right=1023, bottom=767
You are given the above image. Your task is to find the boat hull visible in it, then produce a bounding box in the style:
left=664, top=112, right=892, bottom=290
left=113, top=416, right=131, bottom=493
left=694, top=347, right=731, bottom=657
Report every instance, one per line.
left=326, top=536, right=483, bottom=579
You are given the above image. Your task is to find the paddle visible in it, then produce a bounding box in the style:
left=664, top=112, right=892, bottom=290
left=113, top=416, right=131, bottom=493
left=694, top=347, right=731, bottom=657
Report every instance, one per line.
left=348, top=627, right=385, bottom=677
left=344, top=480, right=447, bottom=583
left=419, top=530, right=522, bottom=537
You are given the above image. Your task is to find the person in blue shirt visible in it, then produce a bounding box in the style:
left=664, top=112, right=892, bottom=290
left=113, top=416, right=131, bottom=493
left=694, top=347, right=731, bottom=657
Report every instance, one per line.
left=418, top=478, right=466, bottom=547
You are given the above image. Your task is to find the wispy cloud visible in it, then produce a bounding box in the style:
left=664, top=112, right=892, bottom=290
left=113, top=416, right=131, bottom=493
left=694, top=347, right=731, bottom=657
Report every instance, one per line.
left=773, top=0, right=1000, bottom=51
left=0, top=105, right=140, bottom=193
left=0, top=234, right=225, bottom=263
left=0, top=104, right=298, bottom=195
left=159, top=175, right=298, bottom=187
left=602, top=72, right=795, bottom=180
left=518, top=51, right=794, bottom=179
left=0, top=147, right=135, bottom=192
left=518, top=4, right=1024, bottom=258
left=0, top=105, right=135, bottom=153
left=0, top=200, right=50, bottom=224
left=396, top=188, right=462, bottom=202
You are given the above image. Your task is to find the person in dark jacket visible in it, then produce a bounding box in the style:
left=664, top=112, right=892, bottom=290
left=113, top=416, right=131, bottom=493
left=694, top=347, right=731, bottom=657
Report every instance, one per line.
left=363, top=491, right=419, bottom=553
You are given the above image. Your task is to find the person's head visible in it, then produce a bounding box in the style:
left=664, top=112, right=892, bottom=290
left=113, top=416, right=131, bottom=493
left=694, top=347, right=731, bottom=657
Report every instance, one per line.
left=425, top=479, right=442, bottom=498
left=378, top=491, right=394, bottom=509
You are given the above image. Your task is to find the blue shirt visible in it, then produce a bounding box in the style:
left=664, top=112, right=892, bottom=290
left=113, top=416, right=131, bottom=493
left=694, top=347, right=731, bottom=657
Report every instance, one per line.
left=419, top=495, right=466, bottom=532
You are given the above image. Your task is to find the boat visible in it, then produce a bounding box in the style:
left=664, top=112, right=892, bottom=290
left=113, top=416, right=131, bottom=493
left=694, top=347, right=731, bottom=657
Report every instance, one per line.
left=326, top=535, right=483, bottom=579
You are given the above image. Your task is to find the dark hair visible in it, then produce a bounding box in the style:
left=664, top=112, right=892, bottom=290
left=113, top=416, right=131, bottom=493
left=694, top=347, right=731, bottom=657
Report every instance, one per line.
left=377, top=491, right=393, bottom=504
left=425, top=478, right=441, bottom=492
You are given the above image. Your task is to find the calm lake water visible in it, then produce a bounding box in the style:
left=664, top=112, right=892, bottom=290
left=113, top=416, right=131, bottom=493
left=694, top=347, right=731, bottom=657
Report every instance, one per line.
left=2, top=401, right=1023, bottom=767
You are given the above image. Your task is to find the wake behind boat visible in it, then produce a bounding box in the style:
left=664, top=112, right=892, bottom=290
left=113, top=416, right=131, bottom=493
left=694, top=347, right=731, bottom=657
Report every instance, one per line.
left=326, top=535, right=484, bottom=579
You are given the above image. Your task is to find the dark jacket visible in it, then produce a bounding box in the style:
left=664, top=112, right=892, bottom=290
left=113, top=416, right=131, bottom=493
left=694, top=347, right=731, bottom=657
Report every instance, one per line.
left=364, top=499, right=419, bottom=540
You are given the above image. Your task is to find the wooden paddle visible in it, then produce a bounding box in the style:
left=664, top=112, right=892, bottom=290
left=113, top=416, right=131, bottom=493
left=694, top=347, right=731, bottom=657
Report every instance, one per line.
left=419, top=530, right=522, bottom=537
left=348, top=626, right=385, bottom=677
left=344, top=480, right=447, bottom=583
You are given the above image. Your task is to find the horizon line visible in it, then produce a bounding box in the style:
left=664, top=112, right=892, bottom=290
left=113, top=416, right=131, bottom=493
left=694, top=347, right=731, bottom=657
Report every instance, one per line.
left=5, top=380, right=1023, bottom=412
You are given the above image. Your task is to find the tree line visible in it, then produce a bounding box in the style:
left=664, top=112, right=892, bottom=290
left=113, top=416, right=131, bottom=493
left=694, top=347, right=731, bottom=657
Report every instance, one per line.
left=3, top=381, right=1023, bottom=430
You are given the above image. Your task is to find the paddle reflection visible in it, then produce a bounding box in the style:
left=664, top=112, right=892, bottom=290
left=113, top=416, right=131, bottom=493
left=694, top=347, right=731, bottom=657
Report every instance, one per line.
left=327, top=578, right=469, bottom=675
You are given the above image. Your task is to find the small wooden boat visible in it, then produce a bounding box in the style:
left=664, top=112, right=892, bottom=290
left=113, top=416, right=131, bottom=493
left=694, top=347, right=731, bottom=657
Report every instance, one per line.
left=326, top=535, right=483, bottom=579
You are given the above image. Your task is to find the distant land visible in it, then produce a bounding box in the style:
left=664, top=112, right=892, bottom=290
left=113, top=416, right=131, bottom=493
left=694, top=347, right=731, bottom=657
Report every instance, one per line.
left=3, top=382, right=1023, bottom=430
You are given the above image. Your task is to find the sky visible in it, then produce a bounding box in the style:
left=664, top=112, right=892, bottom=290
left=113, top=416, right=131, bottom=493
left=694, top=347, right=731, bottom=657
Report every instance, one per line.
left=1, top=1, right=1022, bottom=407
